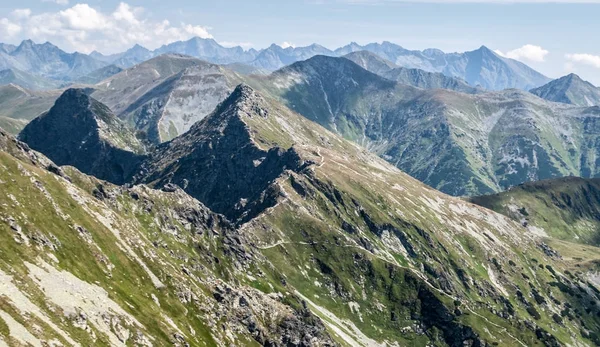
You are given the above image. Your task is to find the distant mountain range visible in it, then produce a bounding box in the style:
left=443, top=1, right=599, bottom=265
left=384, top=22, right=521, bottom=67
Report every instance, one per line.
left=0, top=40, right=106, bottom=81
left=0, top=38, right=553, bottom=91
left=343, top=51, right=481, bottom=94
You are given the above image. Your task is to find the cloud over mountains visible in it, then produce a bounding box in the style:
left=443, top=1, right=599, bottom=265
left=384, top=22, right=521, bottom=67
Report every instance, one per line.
left=0, top=2, right=213, bottom=53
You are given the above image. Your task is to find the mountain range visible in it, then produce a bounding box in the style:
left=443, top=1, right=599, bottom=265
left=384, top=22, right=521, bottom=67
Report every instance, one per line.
left=0, top=39, right=106, bottom=81
left=5, top=83, right=600, bottom=346
left=254, top=55, right=600, bottom=196
left=0, top=38, right=554, bottom=92
left=1, top=52, right=600, bottom=198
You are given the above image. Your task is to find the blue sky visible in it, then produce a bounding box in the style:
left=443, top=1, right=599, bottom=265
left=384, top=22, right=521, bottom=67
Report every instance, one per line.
left=2, top=0, right=600, bottom=83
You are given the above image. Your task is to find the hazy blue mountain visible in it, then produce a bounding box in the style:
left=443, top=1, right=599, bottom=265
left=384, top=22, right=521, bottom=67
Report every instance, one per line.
left=154, top=37, right=258, bottom=64
left=224, top=62, right=269, bottom=75
left=73, top=64, right=123, bottom=85
left=0, top=68, right=61, bottom=90
left=249, top=43, right=335, bottom=70
left=111, top=44, right=155, bottom=68
left=336, top=42, right=549, bottom=90
left=89, top=50, right=124, bottom=63
left=0, top=43, right=16, bottom=54
left=0, top=38, right=552, bottom=91
left=530, top=73, right=600, bottom=106
left=0, top=40, right=107, bottom=82
left=344, top=51, right=480, bottom=94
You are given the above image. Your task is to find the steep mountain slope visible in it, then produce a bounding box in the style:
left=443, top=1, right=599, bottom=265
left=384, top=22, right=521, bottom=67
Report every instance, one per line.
left=0, top=40, right=107, bottom=82
left=336, top=42, right=549, bottom=90
left=10, top=83, right=600, bottom=345
left=255, top=55, right=600, bottom=196
left=0, top=68, right=61, bottom=90
left=91, top=54, right=245, bottom=143
left=0, top=84, right=62, bottom=133
left=73, top=64, right=123, bottom=85
left=0, top=127, right=334, bottom=346
left=19, top=89, right=147, bottom=184
left=471, top=177, right=600, bottom=246
left=531, top=73, right=600, bottom=106
left=344, top=51, right=480, bottom=94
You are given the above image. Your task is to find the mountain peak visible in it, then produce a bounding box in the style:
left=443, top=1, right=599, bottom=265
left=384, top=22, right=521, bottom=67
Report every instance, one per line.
left=531, top=72, right=600, bottom=106
left=19, top=88, right=145, bottom=184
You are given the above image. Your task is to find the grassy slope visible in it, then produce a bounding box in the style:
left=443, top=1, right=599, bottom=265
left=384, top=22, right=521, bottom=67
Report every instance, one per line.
left=470, top=177, right=600, bottom=246
left=233, top=91, right=600, bottom=346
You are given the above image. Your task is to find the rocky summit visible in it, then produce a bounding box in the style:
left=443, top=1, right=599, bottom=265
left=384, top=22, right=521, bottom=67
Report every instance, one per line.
left=8, top=82, right=600, bottom=346
left=19, top=88, right=147, bottom=184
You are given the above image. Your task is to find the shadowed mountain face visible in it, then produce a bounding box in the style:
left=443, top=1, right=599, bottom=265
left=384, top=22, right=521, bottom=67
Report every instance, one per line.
left=19, top=89, right=147, bottom=184
left=137, top=84, right=308, bottom=223
left=531, top=73, right=600, bottom=107
left=471, top=177, right=600, bottom=246
left=256, top=55, right=600, bottom=196
left=5, top=83, right=600, bottom=346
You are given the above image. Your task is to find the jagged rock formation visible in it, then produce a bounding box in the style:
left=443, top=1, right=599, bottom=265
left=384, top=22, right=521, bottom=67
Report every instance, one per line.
left=19, top=89, right=147, bottom=184
left=138, top=84, right=307, bottom=223
left=0, top=127, right=336, bottom=346
left=344, top=51, right=480, bottom=94
left=471, top=176, right=600, bottom=246
left=531, top=73, right=600, bottom=106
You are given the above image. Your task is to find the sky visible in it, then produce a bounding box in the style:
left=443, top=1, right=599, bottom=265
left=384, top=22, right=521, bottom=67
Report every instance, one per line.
left=1, top=0, right=600, bottom=84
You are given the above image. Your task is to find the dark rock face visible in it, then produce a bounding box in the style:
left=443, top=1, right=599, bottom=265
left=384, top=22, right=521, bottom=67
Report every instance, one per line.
left=19, top=88, right=146, bottom=184
left=139, top=84, right=308, bottom=223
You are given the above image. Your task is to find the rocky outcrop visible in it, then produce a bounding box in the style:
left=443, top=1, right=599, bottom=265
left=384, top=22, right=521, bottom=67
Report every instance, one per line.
left=19, top=88, right=147, bottom=184
left=138, top=84, right=310, bottom=223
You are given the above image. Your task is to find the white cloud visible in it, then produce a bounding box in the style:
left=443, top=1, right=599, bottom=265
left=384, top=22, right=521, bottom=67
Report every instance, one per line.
left=281, top=41, right=296, bottom=49
left=0, top=2, right=213, bottom=54
left=495, top=44, right=549, bottom=63
left=565, top=53, right=600, bottom=69
left=11, top=9, right=32, bottom=19
left=0, top=18, right=21, bottom=37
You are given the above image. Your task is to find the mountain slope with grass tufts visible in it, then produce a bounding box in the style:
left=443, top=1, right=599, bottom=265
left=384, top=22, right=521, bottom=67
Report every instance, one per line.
left=471, top=176, right=600, bottom=246
left=6, top=82, right=600, bottom=346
